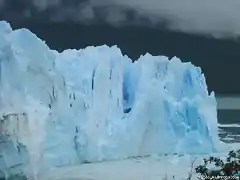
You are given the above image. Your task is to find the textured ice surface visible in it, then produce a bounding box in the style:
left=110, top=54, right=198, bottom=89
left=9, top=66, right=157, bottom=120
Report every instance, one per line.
left=39, top=143, right=240, bottom=180
left=0, top=21, right=223, bottom=177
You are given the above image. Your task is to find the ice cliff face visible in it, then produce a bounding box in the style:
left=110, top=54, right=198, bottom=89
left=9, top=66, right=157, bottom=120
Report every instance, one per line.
left=0, top=21, right=222, bottom=177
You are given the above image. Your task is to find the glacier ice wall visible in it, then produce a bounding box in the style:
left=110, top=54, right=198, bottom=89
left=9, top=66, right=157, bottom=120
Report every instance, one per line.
left=0, top=21, right=222, bottom=177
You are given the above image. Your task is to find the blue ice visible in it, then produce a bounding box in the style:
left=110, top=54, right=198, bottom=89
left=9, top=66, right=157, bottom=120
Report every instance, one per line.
left=0, top=21, right=223, bottom=177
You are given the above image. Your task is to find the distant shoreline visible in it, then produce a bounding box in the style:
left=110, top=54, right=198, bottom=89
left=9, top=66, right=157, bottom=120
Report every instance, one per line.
left=216, top=96, right=240, bottom=110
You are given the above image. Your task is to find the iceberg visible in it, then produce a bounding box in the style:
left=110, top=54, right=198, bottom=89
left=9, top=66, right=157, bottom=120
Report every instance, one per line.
left=0, top=21, right=222, bottom=178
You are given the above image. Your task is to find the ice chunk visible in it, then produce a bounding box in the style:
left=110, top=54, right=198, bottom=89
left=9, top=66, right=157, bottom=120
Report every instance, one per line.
left=0, top=21, right=223, bottom=178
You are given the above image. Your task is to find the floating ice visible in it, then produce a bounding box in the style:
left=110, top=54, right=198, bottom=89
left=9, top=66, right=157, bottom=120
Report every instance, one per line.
left=0, top=21, right=223, bottom=177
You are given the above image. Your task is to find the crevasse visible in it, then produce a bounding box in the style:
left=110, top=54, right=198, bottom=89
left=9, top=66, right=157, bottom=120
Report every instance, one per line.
left=0, top=21, right=223, bottom=177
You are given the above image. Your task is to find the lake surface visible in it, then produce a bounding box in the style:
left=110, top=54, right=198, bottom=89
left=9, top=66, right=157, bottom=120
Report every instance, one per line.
left=216, top=97, right=240, bottom=143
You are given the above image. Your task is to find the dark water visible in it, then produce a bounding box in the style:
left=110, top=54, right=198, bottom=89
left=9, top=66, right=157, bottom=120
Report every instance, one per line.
left=218, top=110, right=240, bottom=124
left=218, top=109, right=240, bottom=143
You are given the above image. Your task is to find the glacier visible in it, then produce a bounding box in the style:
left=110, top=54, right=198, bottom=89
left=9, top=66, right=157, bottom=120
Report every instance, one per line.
left=0, top=21, right=223, bottom=178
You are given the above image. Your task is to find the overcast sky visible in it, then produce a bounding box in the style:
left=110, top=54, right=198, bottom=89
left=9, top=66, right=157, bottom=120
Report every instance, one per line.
left=1, top=0, right=240, bottom=38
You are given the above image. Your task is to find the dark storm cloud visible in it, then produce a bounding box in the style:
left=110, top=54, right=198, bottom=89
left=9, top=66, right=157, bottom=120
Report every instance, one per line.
left=1, top=0, right=240, bottom=38
left=106, top=0, right=240, bottom=38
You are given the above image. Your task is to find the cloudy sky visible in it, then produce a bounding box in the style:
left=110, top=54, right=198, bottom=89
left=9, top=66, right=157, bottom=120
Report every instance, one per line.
left=1, top=0, right=240, bottom=38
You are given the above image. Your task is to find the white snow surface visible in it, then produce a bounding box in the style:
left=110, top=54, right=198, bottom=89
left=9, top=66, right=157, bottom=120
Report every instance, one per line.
left=0, top=21, right=224, bottom=176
